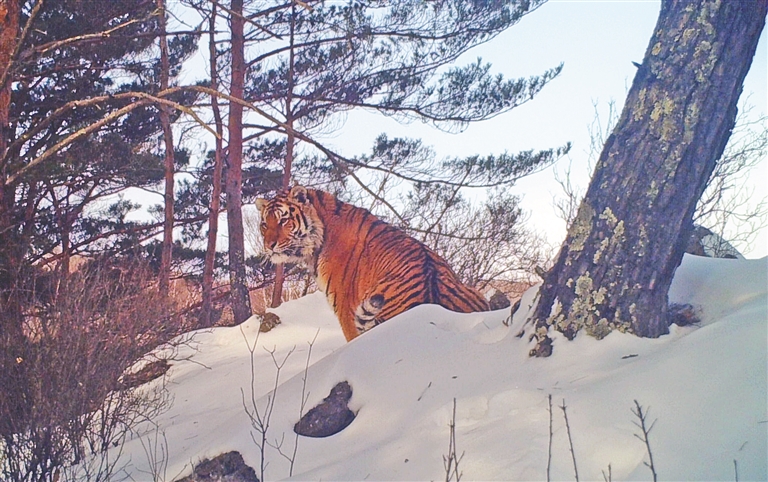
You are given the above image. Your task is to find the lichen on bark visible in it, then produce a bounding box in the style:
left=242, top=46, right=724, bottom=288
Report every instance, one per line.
left=525, top=0, right=766, bottom=356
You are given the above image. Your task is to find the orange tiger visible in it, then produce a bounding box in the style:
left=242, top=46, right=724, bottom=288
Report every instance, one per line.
left=255, top=185, right=489, bottom=341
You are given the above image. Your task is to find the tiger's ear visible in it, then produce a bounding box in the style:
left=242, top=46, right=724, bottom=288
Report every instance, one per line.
left=254, top=198, right=268, bottom=213
left=289, top=185, right=308, bottom=204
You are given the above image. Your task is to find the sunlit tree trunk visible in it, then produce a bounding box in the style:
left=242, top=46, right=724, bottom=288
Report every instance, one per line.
left=226, top=0, right=252, bottom=323
left=202, top=2, right=225, bottom=327
left=157, top=0, right=175, bottom=295
left=0, top=0, right=23, bottom=340
left=270, top=4, right=297, bottom=309
left=528, top=0, right=767, bottom=356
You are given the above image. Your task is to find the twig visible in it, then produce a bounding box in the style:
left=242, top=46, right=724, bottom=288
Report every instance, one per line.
left=240, top=323, right=300, bottom=482
left=547, top=394, right=553, bottom=482
left=274, top=329, right=319, bottom=476
left=601, top=463, right=612, bottom=482
left=443, top=398, right=464, bottom=482
left=417, top=381, right=433, bottom=402
left=559, top=399, right=579, bottom=482
left=733, top=459, right=738, bottom=482
left=631, top=400, right=657, bottom=482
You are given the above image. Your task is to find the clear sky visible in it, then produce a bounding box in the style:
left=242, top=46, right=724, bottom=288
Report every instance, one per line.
left=320, top=1, right=768, bottom=258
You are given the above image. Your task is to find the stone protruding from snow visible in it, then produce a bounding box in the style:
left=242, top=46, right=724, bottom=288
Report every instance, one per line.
left=294, top=381, right=356, bottom=438
left=685, top=225, right=743, bottom=259
left=176, top=451, right=259, bottom=482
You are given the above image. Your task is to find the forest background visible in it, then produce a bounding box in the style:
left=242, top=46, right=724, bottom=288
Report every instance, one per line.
left=0, top=1, right=765, bottom=479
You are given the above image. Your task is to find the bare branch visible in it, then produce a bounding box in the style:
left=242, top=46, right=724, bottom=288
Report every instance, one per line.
left=559, top=399, right=579, bottom=482
left=631, top=400, right=658, bottom=482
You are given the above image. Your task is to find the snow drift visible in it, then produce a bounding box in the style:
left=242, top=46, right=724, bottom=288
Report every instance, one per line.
left=107, top=254, right=767, bottom=481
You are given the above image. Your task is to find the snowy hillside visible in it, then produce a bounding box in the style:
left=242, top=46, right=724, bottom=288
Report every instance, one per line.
left=107, top=254, right=767, bottom=481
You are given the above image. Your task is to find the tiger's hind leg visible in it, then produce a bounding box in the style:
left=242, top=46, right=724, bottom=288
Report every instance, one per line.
left=354, top=294, right=385, bottom=335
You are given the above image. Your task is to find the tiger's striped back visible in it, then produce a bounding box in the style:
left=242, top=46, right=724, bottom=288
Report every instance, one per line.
left=255, top=185, right=489, bottom=341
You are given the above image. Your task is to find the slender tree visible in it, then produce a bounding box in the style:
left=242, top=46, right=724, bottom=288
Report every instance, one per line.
left=201, top=1, right=226, bottom=326
left=527, top=0, right=767, bottom=356
left=269, top=1, right=298, bottom=308
left=225, top=0, right=252, bottom=323
left=0, top=0, right=23, bottom=341
left=157, top=0, right=176, bottom=295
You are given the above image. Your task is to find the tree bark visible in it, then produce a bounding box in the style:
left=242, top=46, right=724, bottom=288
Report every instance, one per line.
left=269, top=4, right=297, bottom=309
left=0, top=0, right=23, bottom=338
left=157, top=0, right=175, bottom=295
left=201, top=2, right=225, bottom=327
left=0, top=0, right=19, bottom=239
left=226, top=0, right=252, bottom=323
left=528, top=0, right=767, bottom=356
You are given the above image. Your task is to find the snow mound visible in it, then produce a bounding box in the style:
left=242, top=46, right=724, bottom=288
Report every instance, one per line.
left=109, top=255, right=767, bottom=481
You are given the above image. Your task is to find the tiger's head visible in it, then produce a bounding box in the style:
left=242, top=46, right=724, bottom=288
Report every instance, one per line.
left=254, top=185, right=324, bottom=266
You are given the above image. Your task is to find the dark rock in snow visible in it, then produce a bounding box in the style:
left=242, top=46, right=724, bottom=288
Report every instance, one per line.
left=668, top=303, right=700, bottom=327
left=488, top=290, right=511, bottom=310
left=685, top=225, right=743, bottom=259
left=294, top=381, right=356, bottom=438
left=258, top=312, right=281, bottom=333
left=119, top=359, right=170, bottom=390
left=176, top=451, right=258, bottom=482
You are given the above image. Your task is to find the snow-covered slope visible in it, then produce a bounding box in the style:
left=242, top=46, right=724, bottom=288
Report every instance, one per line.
left=110, top=255, right=767, bottom=481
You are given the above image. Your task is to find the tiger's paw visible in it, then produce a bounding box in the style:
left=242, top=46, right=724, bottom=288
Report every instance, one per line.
left=354, top=294, right=385, bottom=334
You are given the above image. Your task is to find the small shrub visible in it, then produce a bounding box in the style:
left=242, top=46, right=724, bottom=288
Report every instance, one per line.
left=0, top=256, right=187, bottom=482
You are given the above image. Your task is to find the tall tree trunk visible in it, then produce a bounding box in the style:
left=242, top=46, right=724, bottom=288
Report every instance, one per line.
left=202, top=2, right=225, bottom=327
left=0, top=0, right=22, bottom=339
left=226, top=0, right=252, bottom=323
left=157, top=0, right=175, bottom=295
left=0, top=0, right=18, bottom=246
left=528, top=0, right=766, bottom=357
left=268, top=131, right=292, bottom=308
left=269, top=126, right=294, bottom=308
left=269, top=5, right=297, bottom=309
left=0, top=0, right=28, bottom=439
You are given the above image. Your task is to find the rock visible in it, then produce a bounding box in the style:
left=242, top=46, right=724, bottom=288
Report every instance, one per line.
left=685, top=225, right=743, bottom=259
left=294, top=381, right=356, bottom=438
left=259, top=312, right=281, bottom=333
left=119, top=359, right=170, bottom=390
left=176, top=451, right=259, bottom=482
left=488, top=290, right=511, bottom=310
left=668, top=303, right=700, bottom=327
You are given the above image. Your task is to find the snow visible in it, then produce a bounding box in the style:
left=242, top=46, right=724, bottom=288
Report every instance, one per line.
left=104, top=254, right=767, bottom=481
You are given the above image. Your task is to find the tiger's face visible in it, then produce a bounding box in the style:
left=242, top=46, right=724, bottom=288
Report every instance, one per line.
left=254, top=186, right=324, bottom=266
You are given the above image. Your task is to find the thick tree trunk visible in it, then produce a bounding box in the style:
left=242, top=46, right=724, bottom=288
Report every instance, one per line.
left=201, top=3, right=225, bottom=327
left=528, top=0, right=766, bottom=356
left=226, top=0, right=252, bottom=323
left=157, top=0, right=175, bottom=295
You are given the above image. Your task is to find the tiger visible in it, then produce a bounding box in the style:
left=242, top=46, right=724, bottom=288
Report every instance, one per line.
left=254, top=185, right=490, bottom=341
